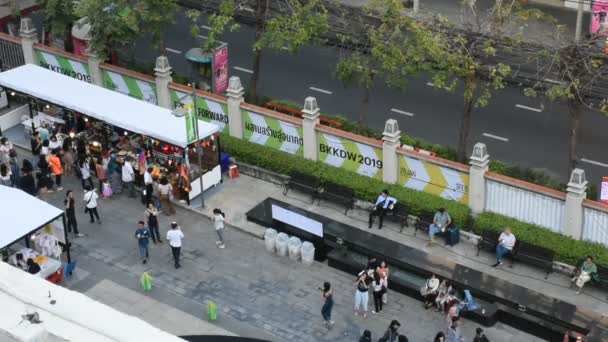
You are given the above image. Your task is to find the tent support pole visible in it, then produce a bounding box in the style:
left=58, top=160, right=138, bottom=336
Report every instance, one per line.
left=62, top=213, right=71, bottom=264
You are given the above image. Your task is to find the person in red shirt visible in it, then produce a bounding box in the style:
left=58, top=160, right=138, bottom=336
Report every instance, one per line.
left=47, top=149, right=64, bottom=191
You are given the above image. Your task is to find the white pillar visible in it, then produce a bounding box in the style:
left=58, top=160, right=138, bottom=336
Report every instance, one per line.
left=301, top=97, right=320, bottom=161
left=154, top=56, right=173, bottom=109
left=382, top=119, right=400, bottom=184
left=469, top=143, right=489, bottom=216
left=86, top=50, right=103, bottom=87
left=19, top=18, right=37, bottom=65
left=564, top=168, right=587, bottom=239
left=226, top=76, right=244, bottom=139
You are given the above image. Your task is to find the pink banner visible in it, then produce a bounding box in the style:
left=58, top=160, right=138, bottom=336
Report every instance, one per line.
left=72, top=37, right=88, bottom=57
left=213, top=46, right=229, bottom=94
left=591, top=0, right=608, bottom=36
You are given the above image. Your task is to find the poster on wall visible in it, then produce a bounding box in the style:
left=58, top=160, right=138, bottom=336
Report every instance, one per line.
left=213, top=46, right=229, bottom=95
left=171, top=89, right=229, bottom=132
left=591, top=0, right=608, bottom=36
left=102, top=70, right=158, bottom=104
left=243, top=111, right=303, bottom=156
left=398, top=155, right=469, bottom=204
left=35, top=50, right=91, bottom=83
left=318, top=133, right=383, bottom=180
left=600, top=177, right=608, bottom=204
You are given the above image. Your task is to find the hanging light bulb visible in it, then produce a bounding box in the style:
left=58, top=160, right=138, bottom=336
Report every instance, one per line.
left=84, top=117, right=89, bottom=122
left=45, top=104, right=50, bottom=109
left=124, top=131, right=128, bottom=136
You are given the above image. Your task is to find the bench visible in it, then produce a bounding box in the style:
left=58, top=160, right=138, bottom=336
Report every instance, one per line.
left=476, top=232, right=499, bottom=256
left=413, top=210, right=435, bottom=236
left=384, top=203, right=410, bottom=232
left=325, top=248, right=499, bottom=326
left=512, top=241, right=554, bottom=279
left=595, top=266, right=608, bottom=290
left=318, top=182, right=354, bottom=215
left=282, top=172, right=320, bottom=203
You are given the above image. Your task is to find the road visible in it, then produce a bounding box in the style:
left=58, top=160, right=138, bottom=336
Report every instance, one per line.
left=128, top=1, right=607, bottom=190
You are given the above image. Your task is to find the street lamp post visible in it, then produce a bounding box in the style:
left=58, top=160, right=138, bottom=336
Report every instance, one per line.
left=172, top=83, right=205, bottom=209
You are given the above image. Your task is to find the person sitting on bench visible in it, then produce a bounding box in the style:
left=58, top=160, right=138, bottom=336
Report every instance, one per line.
left=368, top=189, right=397, bottom=229
left=493, top=227, right=516, bottom=267
left=571, top=256, right=598, bottom=295
left=427, top=208, right=451, bottom=246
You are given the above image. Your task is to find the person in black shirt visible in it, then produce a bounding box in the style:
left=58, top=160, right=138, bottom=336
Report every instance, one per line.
left=19, top=167, right=37, bottom=196
left=473, top=327, right=490, bottom=342
left=26, top=258, right=41, bottom=275
left=30, top=131, right=42, bottom=169
left=65, top=190, right=84, bottom=237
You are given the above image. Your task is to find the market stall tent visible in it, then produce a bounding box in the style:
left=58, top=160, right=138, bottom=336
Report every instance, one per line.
left=0, top=64, right=219, bottom=147
left=0, top=185, right=63, bottom=249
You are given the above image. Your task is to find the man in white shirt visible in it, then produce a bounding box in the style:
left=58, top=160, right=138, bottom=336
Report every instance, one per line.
left=368, top=189, right=397, bottom=229
left=121, top=159, right=135, bottom=198
left=493, top=227, right=516, bottom=267
left=166, top=222, right=184, bottom=269
left=143, top=166, right=154, bottom=205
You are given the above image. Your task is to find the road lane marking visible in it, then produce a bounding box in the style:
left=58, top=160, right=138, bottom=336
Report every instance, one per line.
left=166, top=48, right=182, bottom=54
left=233, top=66, right=253, bottom=74
left=426, top=82, right=435, bottom=87
left=390, top=108, right=414, bottom=117
left=581, top=158, right=608, bottom=168
left=201, top=25, right=212, bottom=30
left=198, top=35, right=208, bottom=39
left=281, top=46, right=289, bottom=51
left=515, top=104, right=543, bottom=112
left=309, top=86, right=333, bottom=95
left=482, top=133, right=509, bottom=142
left=544, top=78, right=565, bottom=85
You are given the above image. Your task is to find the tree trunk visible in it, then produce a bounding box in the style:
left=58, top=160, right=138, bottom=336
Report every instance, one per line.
left=158, top=31, right=166, bottom=56
left=249, top=0, right=265, bottom=104
left=359, top=85, right=372, bottom=127
left=63, top=23, right=74, bottom=53
left=457, top=77, right=476, bottom=162
left=568, top=99, right=583, bottom=174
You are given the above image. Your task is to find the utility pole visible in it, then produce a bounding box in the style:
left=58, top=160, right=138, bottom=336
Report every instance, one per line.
left=574, top=0, right=585, bottom=43
left=413, top=0, right=420, bottom=14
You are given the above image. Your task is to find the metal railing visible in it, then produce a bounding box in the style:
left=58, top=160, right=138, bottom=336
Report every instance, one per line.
left=0, top=33, right=24, bottom=71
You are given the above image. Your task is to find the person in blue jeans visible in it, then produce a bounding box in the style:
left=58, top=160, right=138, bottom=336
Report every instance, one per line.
left=427, top=208, right=452, bottom=246
left=135, top=221, right=151, bottom=264
left=320, top=281, right=334, bottom=327
left=493, top=227, right=516, bottom=267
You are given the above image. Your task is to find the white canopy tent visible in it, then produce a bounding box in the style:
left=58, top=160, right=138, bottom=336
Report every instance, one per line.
left=0, top=185, right=64, bottom=249
left=0, top=64, right=219, bottom=147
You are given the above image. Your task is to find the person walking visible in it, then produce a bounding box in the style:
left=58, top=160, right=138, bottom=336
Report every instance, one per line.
left=0, top=164, right=12, bottom=186
left=359, top=330, right=372, bottom=342
left=83, top=185, right=101, bottom=224
left=446, top=316, right=464, bottom=342
left=30, top=131, right=42, bottom=169
left=433, top=332, right=446, bottom=342
left=144, top=166, right=154, bottom=205
left=212, top=208, right=226, bottom=248
left=371, top=271, right=386, bottom=314
left=135, top=221, right=151, bottom=264
left=19, top=167, right=37, bottom=196
left=320, top=281, right=334, bottom=327
left=95, top=156, right=107, bottom=193
left=65, top=190, right=84, bottom=237
left=379, top=320, right=401, bottom=342
left=158, top=176, right=175, bottom=216
left=79, top=156, right=95, bottom=190
left=61, top=143, right=75, bottom=176
left=47, top=150, right=63, bottom=191
left=166, top=222, right=184, bottom=269
left=378, top=260, right=390, bottom=304
left=473, top=327, right=490, bottom=342
left=354, top=271, right=370, bottom=318
left=121, top=158, right=135, bottom=198
left=0, top=137, right=13, bottom=166
left=145, top=202, right=162, bottom=244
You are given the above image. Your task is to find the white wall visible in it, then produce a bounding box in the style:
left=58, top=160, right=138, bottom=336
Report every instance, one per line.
left=0, top=104, right=28, bottom=131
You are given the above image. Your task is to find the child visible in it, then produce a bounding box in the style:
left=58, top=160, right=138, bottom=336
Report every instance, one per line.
left=102, top=180, right=113, bottom=199
left=212, top=208, right=226, bottom=249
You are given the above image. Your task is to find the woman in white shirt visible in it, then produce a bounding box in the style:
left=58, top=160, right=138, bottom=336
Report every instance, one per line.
left=371, top=271, right=386, bottom=314
left=83, top=185, right=101, bottom=224
left=493, top=227, right=516, bottom=267
left=166, top=222, right=184, bottom=268
left=48, top=135, right=62, bottom=151
left=79, top=156, right=95, bottom=190
left=212, top=208, right=226, bottom=248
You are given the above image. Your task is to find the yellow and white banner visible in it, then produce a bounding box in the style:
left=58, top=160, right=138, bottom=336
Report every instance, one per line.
left=398, top=155, right=469, bottom=204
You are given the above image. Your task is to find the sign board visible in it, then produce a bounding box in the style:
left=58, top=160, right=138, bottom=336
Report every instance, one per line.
left=243, top=110, right=303, bottom=156
left=171, top=90, right=229, bottom=132
left=318, top=133, right=383, bottom=180
left=591, top=0, right=608, bottom=36
left=213, top=46, right=229, bottom=94
left=102, top=70, right=158, bottom=104
left=398, top=155, right=469, bottom=204
left=36, top=50, right=91, bottom=83
left=601, top=177, right=608, bottom=204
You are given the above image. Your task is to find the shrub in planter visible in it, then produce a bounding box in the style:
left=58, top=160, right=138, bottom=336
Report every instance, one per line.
left=473, top=212, right=608, bottom=267
left=221, top=135, right=471, bottom=226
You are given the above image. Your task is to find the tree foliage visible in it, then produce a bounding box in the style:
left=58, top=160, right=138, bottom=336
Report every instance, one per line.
left=38, top=0, right=78, bottom=39
left=132, top=0, right=179, bottom=55
left=186, top=0, right=239, bottom=54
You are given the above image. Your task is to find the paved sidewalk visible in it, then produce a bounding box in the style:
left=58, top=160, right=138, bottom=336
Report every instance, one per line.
left=11, top=149, right=541, bottom=341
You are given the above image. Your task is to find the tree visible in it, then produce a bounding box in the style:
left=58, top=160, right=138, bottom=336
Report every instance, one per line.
left=74, top=0, right=140, bottom=61
left=524, top=37, right=608, bottom=173
left=335, top=0, right=443, bottom=126
left=423, top=0, right=551, bottom=162
left=38, top=0, right=78, bottom=52
left=133, top=0, right=178, bottom=56
left=250, top=0, right=328, bottom=103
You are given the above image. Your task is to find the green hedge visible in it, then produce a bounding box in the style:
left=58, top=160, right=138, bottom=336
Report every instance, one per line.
left=473, top=212, right=608, bottom=267
left=221, top=134, right=471, bottom=226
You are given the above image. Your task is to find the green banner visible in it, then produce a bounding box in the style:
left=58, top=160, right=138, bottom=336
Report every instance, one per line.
left=243, top=110, right=303, bottom=156
left=398, top=155, right=469, bottom=204
left=102, top=69, right=158, bottom=104
left=318, top=132, right=383, bottom=180
left=35, top=50, right=91, bottom=83
left=171, top=90, right=229, bottom=132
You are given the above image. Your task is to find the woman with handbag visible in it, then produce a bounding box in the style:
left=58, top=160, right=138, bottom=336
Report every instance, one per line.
left=571, top=256, right=598, bottom=294
left=83, top=185, right=101, bottom=224
left=145, top=202, right=162, bottom=244
left=354, top=271, right=370, bottom=318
